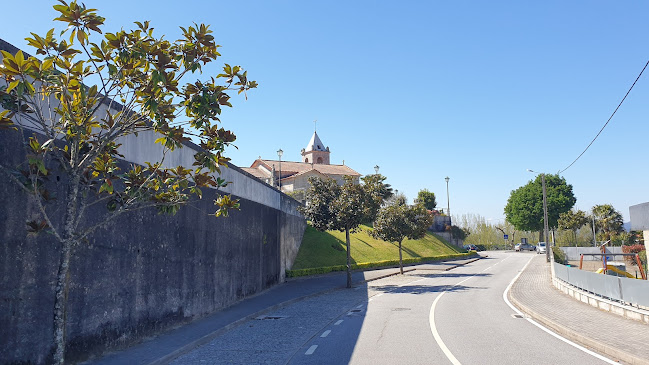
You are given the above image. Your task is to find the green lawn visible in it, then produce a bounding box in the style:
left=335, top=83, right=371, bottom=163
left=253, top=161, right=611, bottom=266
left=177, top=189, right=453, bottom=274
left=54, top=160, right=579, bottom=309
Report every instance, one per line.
left=291, top=224, right=464, bottom=270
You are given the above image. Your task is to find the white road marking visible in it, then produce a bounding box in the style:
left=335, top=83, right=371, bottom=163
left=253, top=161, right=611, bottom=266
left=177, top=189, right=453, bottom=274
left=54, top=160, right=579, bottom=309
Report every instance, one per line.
left=305, top=345, right=318, bottom=355
left=429, top=276, right=474, bottom=365
left=503, top=256, right=618, bottom=365
left=334, top=320, right=343, bottom=325
left=321, top=330, right=331, bottom=337
left=356, top=304, right=363, bottom=309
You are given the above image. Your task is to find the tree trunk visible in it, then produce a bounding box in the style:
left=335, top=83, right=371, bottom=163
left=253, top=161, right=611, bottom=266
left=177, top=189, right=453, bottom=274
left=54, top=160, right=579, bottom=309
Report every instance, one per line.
left=539, top=231, right=544, bottom=242
left=53, top=172, right=81, bottom=364
left=345, top=227, right=352, bottom=288
left=398, top=240, right=403, bottom=275
left=52, top=240, right=73, bottom=365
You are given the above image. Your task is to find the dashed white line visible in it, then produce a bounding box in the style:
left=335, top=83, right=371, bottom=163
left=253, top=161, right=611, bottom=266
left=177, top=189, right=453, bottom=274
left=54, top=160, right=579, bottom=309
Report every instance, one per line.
left=503, top=256, right=618, bottom=365
left=356, top=304, right=364, bottom=309
left=334, top=320, right=343, bottom=325
left=305, top=345, right=318, bottom=355
left=321, top=330, right=331, bottom=337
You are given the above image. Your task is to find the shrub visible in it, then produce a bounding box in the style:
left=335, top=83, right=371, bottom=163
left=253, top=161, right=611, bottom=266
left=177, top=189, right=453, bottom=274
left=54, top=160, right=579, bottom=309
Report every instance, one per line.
left=552, top=246, right=568, bottom=265
left=622, top=244, right=645, bottom=266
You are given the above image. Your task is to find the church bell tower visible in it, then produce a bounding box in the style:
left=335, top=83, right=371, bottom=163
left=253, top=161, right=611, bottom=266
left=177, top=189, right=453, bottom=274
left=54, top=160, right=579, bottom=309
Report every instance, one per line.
left=301, top=131, right=330, bottom=165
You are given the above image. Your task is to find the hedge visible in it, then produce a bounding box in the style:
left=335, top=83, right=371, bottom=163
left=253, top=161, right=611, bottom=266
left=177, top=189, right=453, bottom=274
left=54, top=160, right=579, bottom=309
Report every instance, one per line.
left=285, top=252, right=478, bottom=278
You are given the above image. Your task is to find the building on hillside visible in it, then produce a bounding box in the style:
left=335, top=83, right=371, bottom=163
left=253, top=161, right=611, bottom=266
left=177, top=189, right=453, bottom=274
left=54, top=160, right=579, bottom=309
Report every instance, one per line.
left=242, top=131, right=360, bottom=198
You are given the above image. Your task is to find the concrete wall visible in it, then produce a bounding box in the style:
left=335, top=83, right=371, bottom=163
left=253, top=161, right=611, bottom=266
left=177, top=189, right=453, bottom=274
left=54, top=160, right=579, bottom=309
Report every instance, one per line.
left=0, top=127, right=306, bottom=364
left=431, top=216, right=451, bottom=232
left=434, top=231, right=464, bottom=248
left=630, top=202, right=649, bottom=231
left=0, top=38, right=306, bottom=362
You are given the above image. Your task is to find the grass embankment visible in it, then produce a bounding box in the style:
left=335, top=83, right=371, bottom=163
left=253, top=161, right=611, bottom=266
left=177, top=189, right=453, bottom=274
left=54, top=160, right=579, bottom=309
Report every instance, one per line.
left=288, top=224, right=473, bottom=277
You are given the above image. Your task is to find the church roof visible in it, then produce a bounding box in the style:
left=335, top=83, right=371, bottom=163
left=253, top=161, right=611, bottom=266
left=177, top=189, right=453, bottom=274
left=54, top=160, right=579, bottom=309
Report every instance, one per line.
left=251, top=159, right=361, bottom=177
left=304, top=131, right=327, bottom=152
left=241, top=167, right=268, bottom=179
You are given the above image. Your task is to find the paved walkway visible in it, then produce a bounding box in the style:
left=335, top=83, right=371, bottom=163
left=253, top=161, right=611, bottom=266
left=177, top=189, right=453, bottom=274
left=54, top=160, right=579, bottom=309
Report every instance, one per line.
left=86, top=258, right=478, bottom=365
left=509, top=255, right=649, bottom=365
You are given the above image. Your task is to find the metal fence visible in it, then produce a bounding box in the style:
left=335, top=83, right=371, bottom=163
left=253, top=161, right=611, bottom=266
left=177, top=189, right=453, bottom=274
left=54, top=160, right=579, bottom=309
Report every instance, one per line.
left=553, top=261, right=649, bottom=307
left=560, top=246, right=624, bottom=261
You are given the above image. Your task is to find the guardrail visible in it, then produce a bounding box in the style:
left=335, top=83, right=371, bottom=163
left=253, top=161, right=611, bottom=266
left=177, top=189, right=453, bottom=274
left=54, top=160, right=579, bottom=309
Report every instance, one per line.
left=553, top=261, right=649, bottom=308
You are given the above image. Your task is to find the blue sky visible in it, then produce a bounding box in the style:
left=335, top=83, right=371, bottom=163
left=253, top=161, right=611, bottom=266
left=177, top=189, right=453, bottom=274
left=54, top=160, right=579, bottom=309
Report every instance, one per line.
left=3, top=1, right=649, bottom=223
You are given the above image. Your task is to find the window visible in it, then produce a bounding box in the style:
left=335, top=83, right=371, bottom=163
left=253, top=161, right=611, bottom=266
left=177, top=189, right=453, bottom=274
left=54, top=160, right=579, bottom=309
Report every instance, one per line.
left=317, top=157, right=323, bottom=164
left=305, top=158, right=309, bottom=163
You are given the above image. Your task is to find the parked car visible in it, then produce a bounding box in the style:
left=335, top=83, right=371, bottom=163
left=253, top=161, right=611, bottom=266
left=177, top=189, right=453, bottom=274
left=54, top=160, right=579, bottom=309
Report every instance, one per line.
left=517, top=243, right=535, bottom=251
left=536, top=242, right=547, bottom=254
left=463, top=244, right=478, bottom=251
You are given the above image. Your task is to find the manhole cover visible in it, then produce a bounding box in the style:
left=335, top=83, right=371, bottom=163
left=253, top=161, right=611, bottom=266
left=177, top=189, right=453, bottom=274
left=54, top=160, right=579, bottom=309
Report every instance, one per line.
left=255, top=315, right=288, bottom=320
left=392, top=308, right=411, bottom=311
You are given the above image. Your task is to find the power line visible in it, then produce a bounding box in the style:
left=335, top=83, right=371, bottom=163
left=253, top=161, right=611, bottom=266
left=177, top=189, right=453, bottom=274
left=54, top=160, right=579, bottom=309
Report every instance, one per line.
left=558, top=58, right=649, bottom=174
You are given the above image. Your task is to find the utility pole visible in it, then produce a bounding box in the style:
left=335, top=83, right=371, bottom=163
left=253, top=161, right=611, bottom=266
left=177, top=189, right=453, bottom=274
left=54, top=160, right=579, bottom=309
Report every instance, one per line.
left=592, top=214, right=597, bottom=247
left=541, top=173, right=550, bottom=263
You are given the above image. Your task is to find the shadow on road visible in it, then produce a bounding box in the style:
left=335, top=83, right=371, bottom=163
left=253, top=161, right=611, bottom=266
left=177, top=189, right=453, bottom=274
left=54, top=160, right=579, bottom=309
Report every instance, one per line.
left=370, top=283, right=484, bottom=295
left=411, top=272, right=492, bottom=279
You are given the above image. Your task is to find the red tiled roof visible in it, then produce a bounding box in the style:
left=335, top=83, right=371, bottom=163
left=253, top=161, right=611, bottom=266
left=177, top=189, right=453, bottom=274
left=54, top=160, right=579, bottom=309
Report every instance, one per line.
left=241, top=167, right=268, bottom=179
left=280, top=168, right=328, bottom=182
left=251, top=159, right=360, bottom=177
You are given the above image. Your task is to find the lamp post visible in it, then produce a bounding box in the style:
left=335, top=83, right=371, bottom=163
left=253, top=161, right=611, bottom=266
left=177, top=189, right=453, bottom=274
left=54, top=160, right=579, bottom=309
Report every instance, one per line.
left=374, top=165, right=379, bottom=174
left=445, top=177, right=450, bottom=217
left=277, top=149, right=283, bottom=190
left=527, top=169, right=550, bottom=262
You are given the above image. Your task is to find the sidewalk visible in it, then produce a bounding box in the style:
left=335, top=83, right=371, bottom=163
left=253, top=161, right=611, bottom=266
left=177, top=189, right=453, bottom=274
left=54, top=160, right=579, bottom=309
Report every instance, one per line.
left=509, top=255, right=649, bottom=365
left=87, top=258, right=479, bottom=365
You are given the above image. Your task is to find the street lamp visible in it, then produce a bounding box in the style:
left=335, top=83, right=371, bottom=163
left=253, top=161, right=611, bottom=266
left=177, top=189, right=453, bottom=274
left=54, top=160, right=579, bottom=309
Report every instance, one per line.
left=445, top=177, right=450, bottom=217
left=374, top=165, right=379, bottom=174
left=277, top=149, right=283, bottom=190
left=527, top=169, right=550, bottom=263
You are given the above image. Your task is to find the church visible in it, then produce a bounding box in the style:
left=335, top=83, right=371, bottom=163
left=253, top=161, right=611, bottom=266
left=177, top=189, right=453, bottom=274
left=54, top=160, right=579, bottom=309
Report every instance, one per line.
left=242, top=131, right=360, bottom=198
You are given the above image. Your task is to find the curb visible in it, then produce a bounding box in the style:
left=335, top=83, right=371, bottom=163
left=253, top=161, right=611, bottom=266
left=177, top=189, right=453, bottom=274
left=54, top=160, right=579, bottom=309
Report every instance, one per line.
left=508, top=269, right=649, bottom=365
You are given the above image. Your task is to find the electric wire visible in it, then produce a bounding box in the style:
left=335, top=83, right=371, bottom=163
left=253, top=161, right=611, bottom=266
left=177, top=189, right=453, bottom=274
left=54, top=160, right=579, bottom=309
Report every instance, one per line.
left=558, top=58, right=649, bottom=174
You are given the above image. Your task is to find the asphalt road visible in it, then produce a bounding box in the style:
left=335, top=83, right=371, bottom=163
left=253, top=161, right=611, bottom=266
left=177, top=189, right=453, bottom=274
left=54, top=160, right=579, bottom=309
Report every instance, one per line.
left=171, top=252, right=615, bottom=365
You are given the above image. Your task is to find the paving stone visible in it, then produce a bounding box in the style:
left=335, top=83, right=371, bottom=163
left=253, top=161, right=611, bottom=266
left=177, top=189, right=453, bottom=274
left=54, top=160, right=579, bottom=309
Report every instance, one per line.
left=510, top=255, right=649, bottom=364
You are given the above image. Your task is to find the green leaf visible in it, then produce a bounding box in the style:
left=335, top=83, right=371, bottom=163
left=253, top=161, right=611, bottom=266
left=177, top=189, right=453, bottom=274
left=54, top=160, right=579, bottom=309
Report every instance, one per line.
left=6, top=81, right=19, bottom=93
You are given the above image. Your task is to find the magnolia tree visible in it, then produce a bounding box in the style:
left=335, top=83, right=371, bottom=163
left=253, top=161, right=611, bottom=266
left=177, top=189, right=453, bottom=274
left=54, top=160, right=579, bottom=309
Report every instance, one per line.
left=299, top=175, right=392, bottom=288
left=360, top=173, right=393, bottom=222
left=0, top=2, right=256, bottom=363
left=372, top=204, right=434, bottom=274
